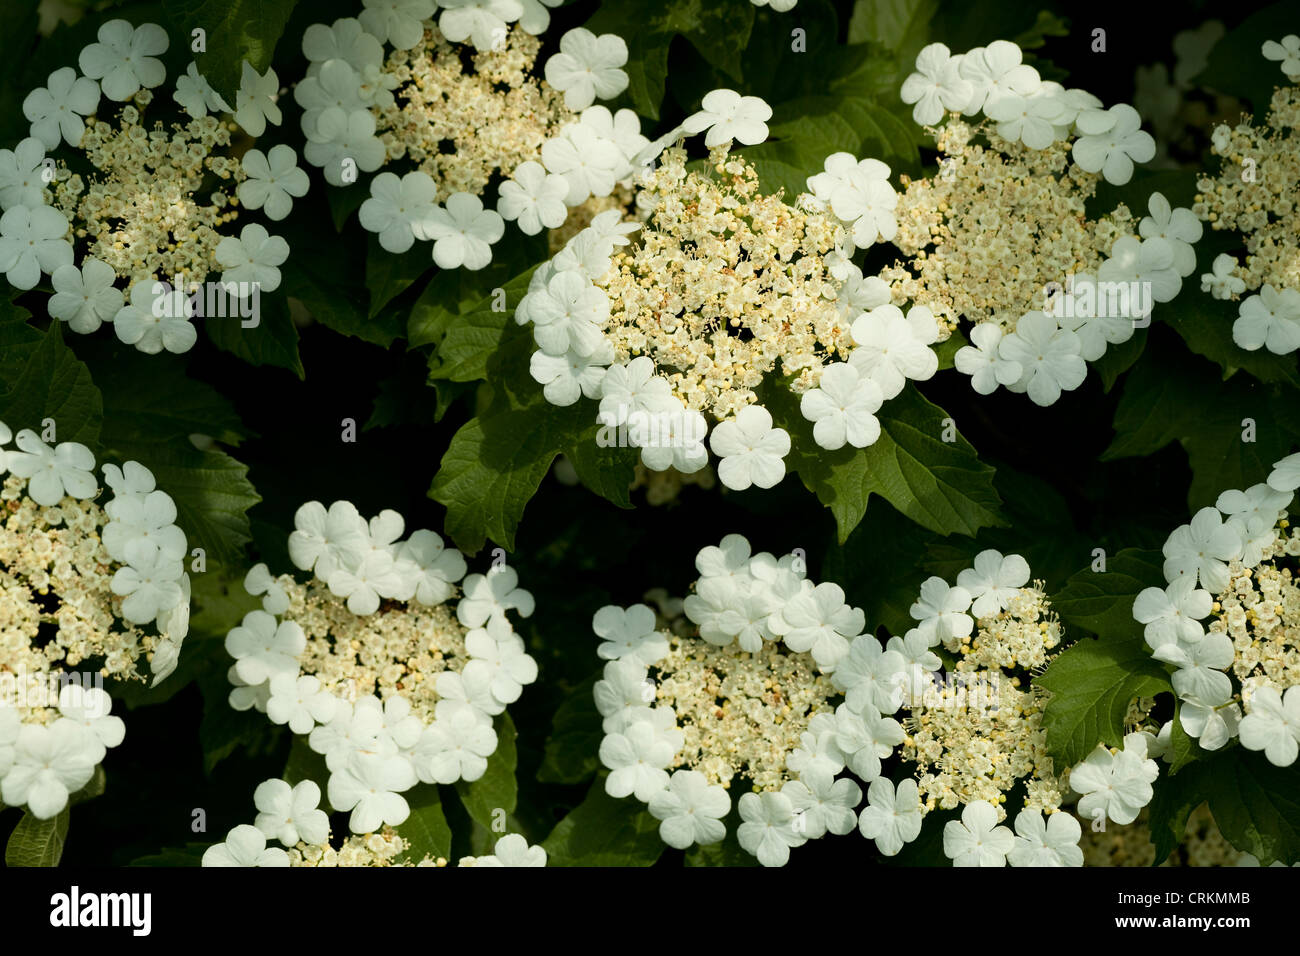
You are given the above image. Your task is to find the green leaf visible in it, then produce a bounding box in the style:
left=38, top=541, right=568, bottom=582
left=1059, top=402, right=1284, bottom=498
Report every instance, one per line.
left=283, top=735, right=329, bottom=787
left=1166, top=699, right=1203, bottom=775
left=823, top=503, right=936, bottom=636
left=5, top=808, right=70, bottom=867
left=167, top=0, right=300, bottom=104
left=427, top=269, right=536, bottom=382
left=205, top=296, right=304, bottom=379
left=1195, top=2, right=1297, bottom=113
left=1165, top=292, right=1300, bottom=389
left=454, top=713, right=518, bottom=830
left=538, top=672, right=604, bottom=785
left=847, top=0, right=938, bottom=61
left=0, top=320, right=103, bottom=447
left=541, top=778, right=665, bottom=867
left=366, top=236, right=433, bottom=319
left=1051, top=548, right=1164, bottom=640
left=768, top=382, right=1003, bottom=541
left=398, top=784, right=453, bottom=864
left=129, top=844, right=207, bottom=867
left=1090, top=329, right=1146, bottom=392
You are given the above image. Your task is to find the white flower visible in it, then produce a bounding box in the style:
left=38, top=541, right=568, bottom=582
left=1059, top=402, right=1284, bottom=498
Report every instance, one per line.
left=201, top=824, right=289, bottom=867
left=857, top=776, right=923, bottom=856
left=1070, top=734, right=1159, bottom=826
left=954, top=322, right=1023, bottom=394
left=304, top=107, right=386, bottom=186
left=781, top=770, right=861, bottom=839
left=959, top=40, right=1040, bottom=114
left=528, top=342, right=611, bottom=406
left=267, top=673, right=337, bottom=734
left=832, top=705, right=904, bottom=781
left=1139, top=192, right=1202, bottom=278
left=737, top=791, right=806, bottom=866
left=636, top=401, right=709, bottom=475
left=56, top=684, right=125, bottom=764
left=1, top=722, right=96, bottom=819
left=900, top=43, right=972, bottom=126
left=328, top=751, right=417, bottom=833
left=648, top=770, right=730, bottom=849
left=1234, top=285, right=1300, bottom=355
left=465, top=621, right=537, bottom=706
left=817, top=156, right=897, bottom=249
left=458, top=565, right=534, bottom=628
left=1268, top=453, right=1300, bottom=493
left=412, top=706, right=498, bottom=784
left=233, top=62, right=282, bottom=137
left=215, top=223, right=289, bottom=294
left=1179, top=696, right=1240, bottom=751
left=0, top=137, right=50, bottom=211
left=104, top=488, right=186, bottom=562
left=0, top=205, right=72, bottom=290
left=396, top=529, right=467, bottom=605
left=289, top=500, right=369, bottom=580
left=359, top=171, right=437, bottom=253
left=110, top=543, right=185, bottom=624
left=24, top=67, right=99, bottom=148
left=987, top=91, right=1062, bottom=149
left=111, top=281, right=196, bottom=355
left=788, top=713, right=846, bottom=778
left=769, top=582, right=863, bottom=670
left=998, top=311, right=1086, bottom=407
left=1133, top=577, right=1211, bottom=650
left=238, top=146, right=310, bottom=222
left=1162, top=506, right=1244, bottom=593
left=47, top=258, right=123, bottom=334
left=849, top=304, right=939, bottom=399
left=1239, top=685, right=1300, bottom=767
left=360, top=0, right=437, bottom=50
left=516, top=0, right=563, bottom=33
left=78, top=19, right=168, bottom=102
left=1201, top=253, right=1245, bottom=300
left=709, top=405, right=790, bottom=492
left=1261, top=35, right=1300, bottom=80
left=327, top=549, right=405, bottom=616
left=474, top=833, right=548, bottom=866
left=541, top=124, right=625, bottom=206
left=6, top=430, right=96, bottom=506
left=498, top=161, right=569, bottom=236
left=600, top=720, right=675, bottom=801
left=593, top=658, right=655, bottom=733
left=1007, top=809, right=1082, bottom=867
left=544, top=29, right=629, bottom=111
left=682, top=89, right=773, bottom=147
left=943, top=800, right=1014, bottom=866
left=225, top=611, right=305, bottom=686
left=425, top=193, right=504, bottom=270
left=254, top=778, right=331, bottom=847
left=800, top=362, right=883, bottom=451
left=296, top=59, right=367, bottom=133
left=1162, top=633, right=1234, bottom=703
left=957, top=551, right=1031, bottom=618
left=174, top=62, right=231, bottom=118
left=438, top=0, right=525, bottom=52
left=593, top=604, right=669, bottom=665
left=597, top=357, right=677, bottom=426
left=578, top=106, right=648, bottom=170
left=909, top=576, right=973, bottom=649
left=1055, top=275, right=1137, bottom=360
left=1071, top=104, right=1155, bottom=185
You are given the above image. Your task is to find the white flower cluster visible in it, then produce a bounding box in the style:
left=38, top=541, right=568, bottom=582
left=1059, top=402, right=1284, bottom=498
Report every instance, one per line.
left=223, top=500, right=538, bottom=836
left=1132, top=451, right=1300, bottom=762
left=201, top=776, right=548, bottom=867
left=0, top=419, right=191, bottom=820
left=1, top=19, right=303, bottom=355
left=893, top=41, right=1199, bottom=406
left=298, top=6, right=631, bottom=269
left=515, top=90, right=932, bottom=489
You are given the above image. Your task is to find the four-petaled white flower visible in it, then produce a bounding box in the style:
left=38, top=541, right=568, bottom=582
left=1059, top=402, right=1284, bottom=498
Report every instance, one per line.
left=412, top=706, right=499, bottom=784
left=709, top=405, right=791, bottom=492
left=541, top=123, right=626, bottom=206
left=56, top=684, right=125, bottom=765
left=1234, top=285, right=1300, bottom=356
left=959, top=40, right=1040, bottom=114
left=48, top=258, right=123, bottom=334
left=737, top=790, right=807, bottom=867
left=942, top=799, right=1014, bottom=867
left=1240, top=685, right=1300, bottom=767
left=593, top=604, right=669, bottom=665
left=1162, top=506, right=1244, bottom=594
left=225, top=610, right=306, bottom=686
left=216, top=222, right=290, bottom=294
left=174, top=61, right=231, bottom=118
left=956, top=550, right=1030, bottom=618
left=359, top=170, right=438, bottom=253
left=683, top=89, right=773, bottom=147
left=201, top=824, right=290, bottom=867
left=1261, top=35, right=1300, bottom=80
left=458, top=565, right=535, bottom=628
left=768, top=582, right=863, bottom=670
left=238, top=145, right=310, bottom=222
left=79, top=19, right=169, bottom=102
left=1071, top=104, right=1155, bottom=185
left=1268, top=452, right=1300, bottom=494
left=0, top=205, right=72, bottom=290
left=530, top=341, right=613, bottom=406
left=24, top=67, right=100, bottom=148
left=1, top=722, right=97, bottom=819
left=0, top=137, right=51, bottom=211
left=1133, top=577, right=1211, bottom=651
left=900, top=43, right=973, bottom=126
left=849, top=304, right=940, bottom=399
left=954, top=322, right=1023, bottom=395
left=360, top=0, right=437, bottom=50
left=998, top=311, right=1086, bottom=407
left=234, top=62, right=283, bottom=137
left=781, top=770, right=861, bottom=839
left=498, top=161, right=569, bottom=235
left=833, top=635, right=906, bottom=715
left=857, top=776, right=923, bottom=856
left=600, top=720, right=675, bottom=801
left=438, top=0, right=525, bottom=52
left=474, top=833, right=548, bottom=866
left=425, top=192, right=505, bottom=270
left=111, top=281, right=196, bottom=355
left=648, top=769, right=730, bottom=849
left=1007, top=808, right=1083, bottom=867
left=801, top=362, right=883, bottom=451
left=544, top=29, right=629, bottom=111
left=1069, top=733, right=1159, bottom=826
left=327, top=750, right=417, bottom=833
left=1201, top=253, right=1245, bottom=300
left=909, top=576, right=973, bottom=649
left=1138, top=192, right=1202, bottom=278
left=820, top=155, right=898, bottom=249
left=6, top=430, right=96, bottom=506
left=254, top=778, right=331, bottom=847
left=267, top=673, right=338, bottom=734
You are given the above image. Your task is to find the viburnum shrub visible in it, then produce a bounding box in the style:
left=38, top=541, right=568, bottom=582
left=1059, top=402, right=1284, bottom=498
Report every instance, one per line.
left=1, top=0, right=1298, bottom=877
